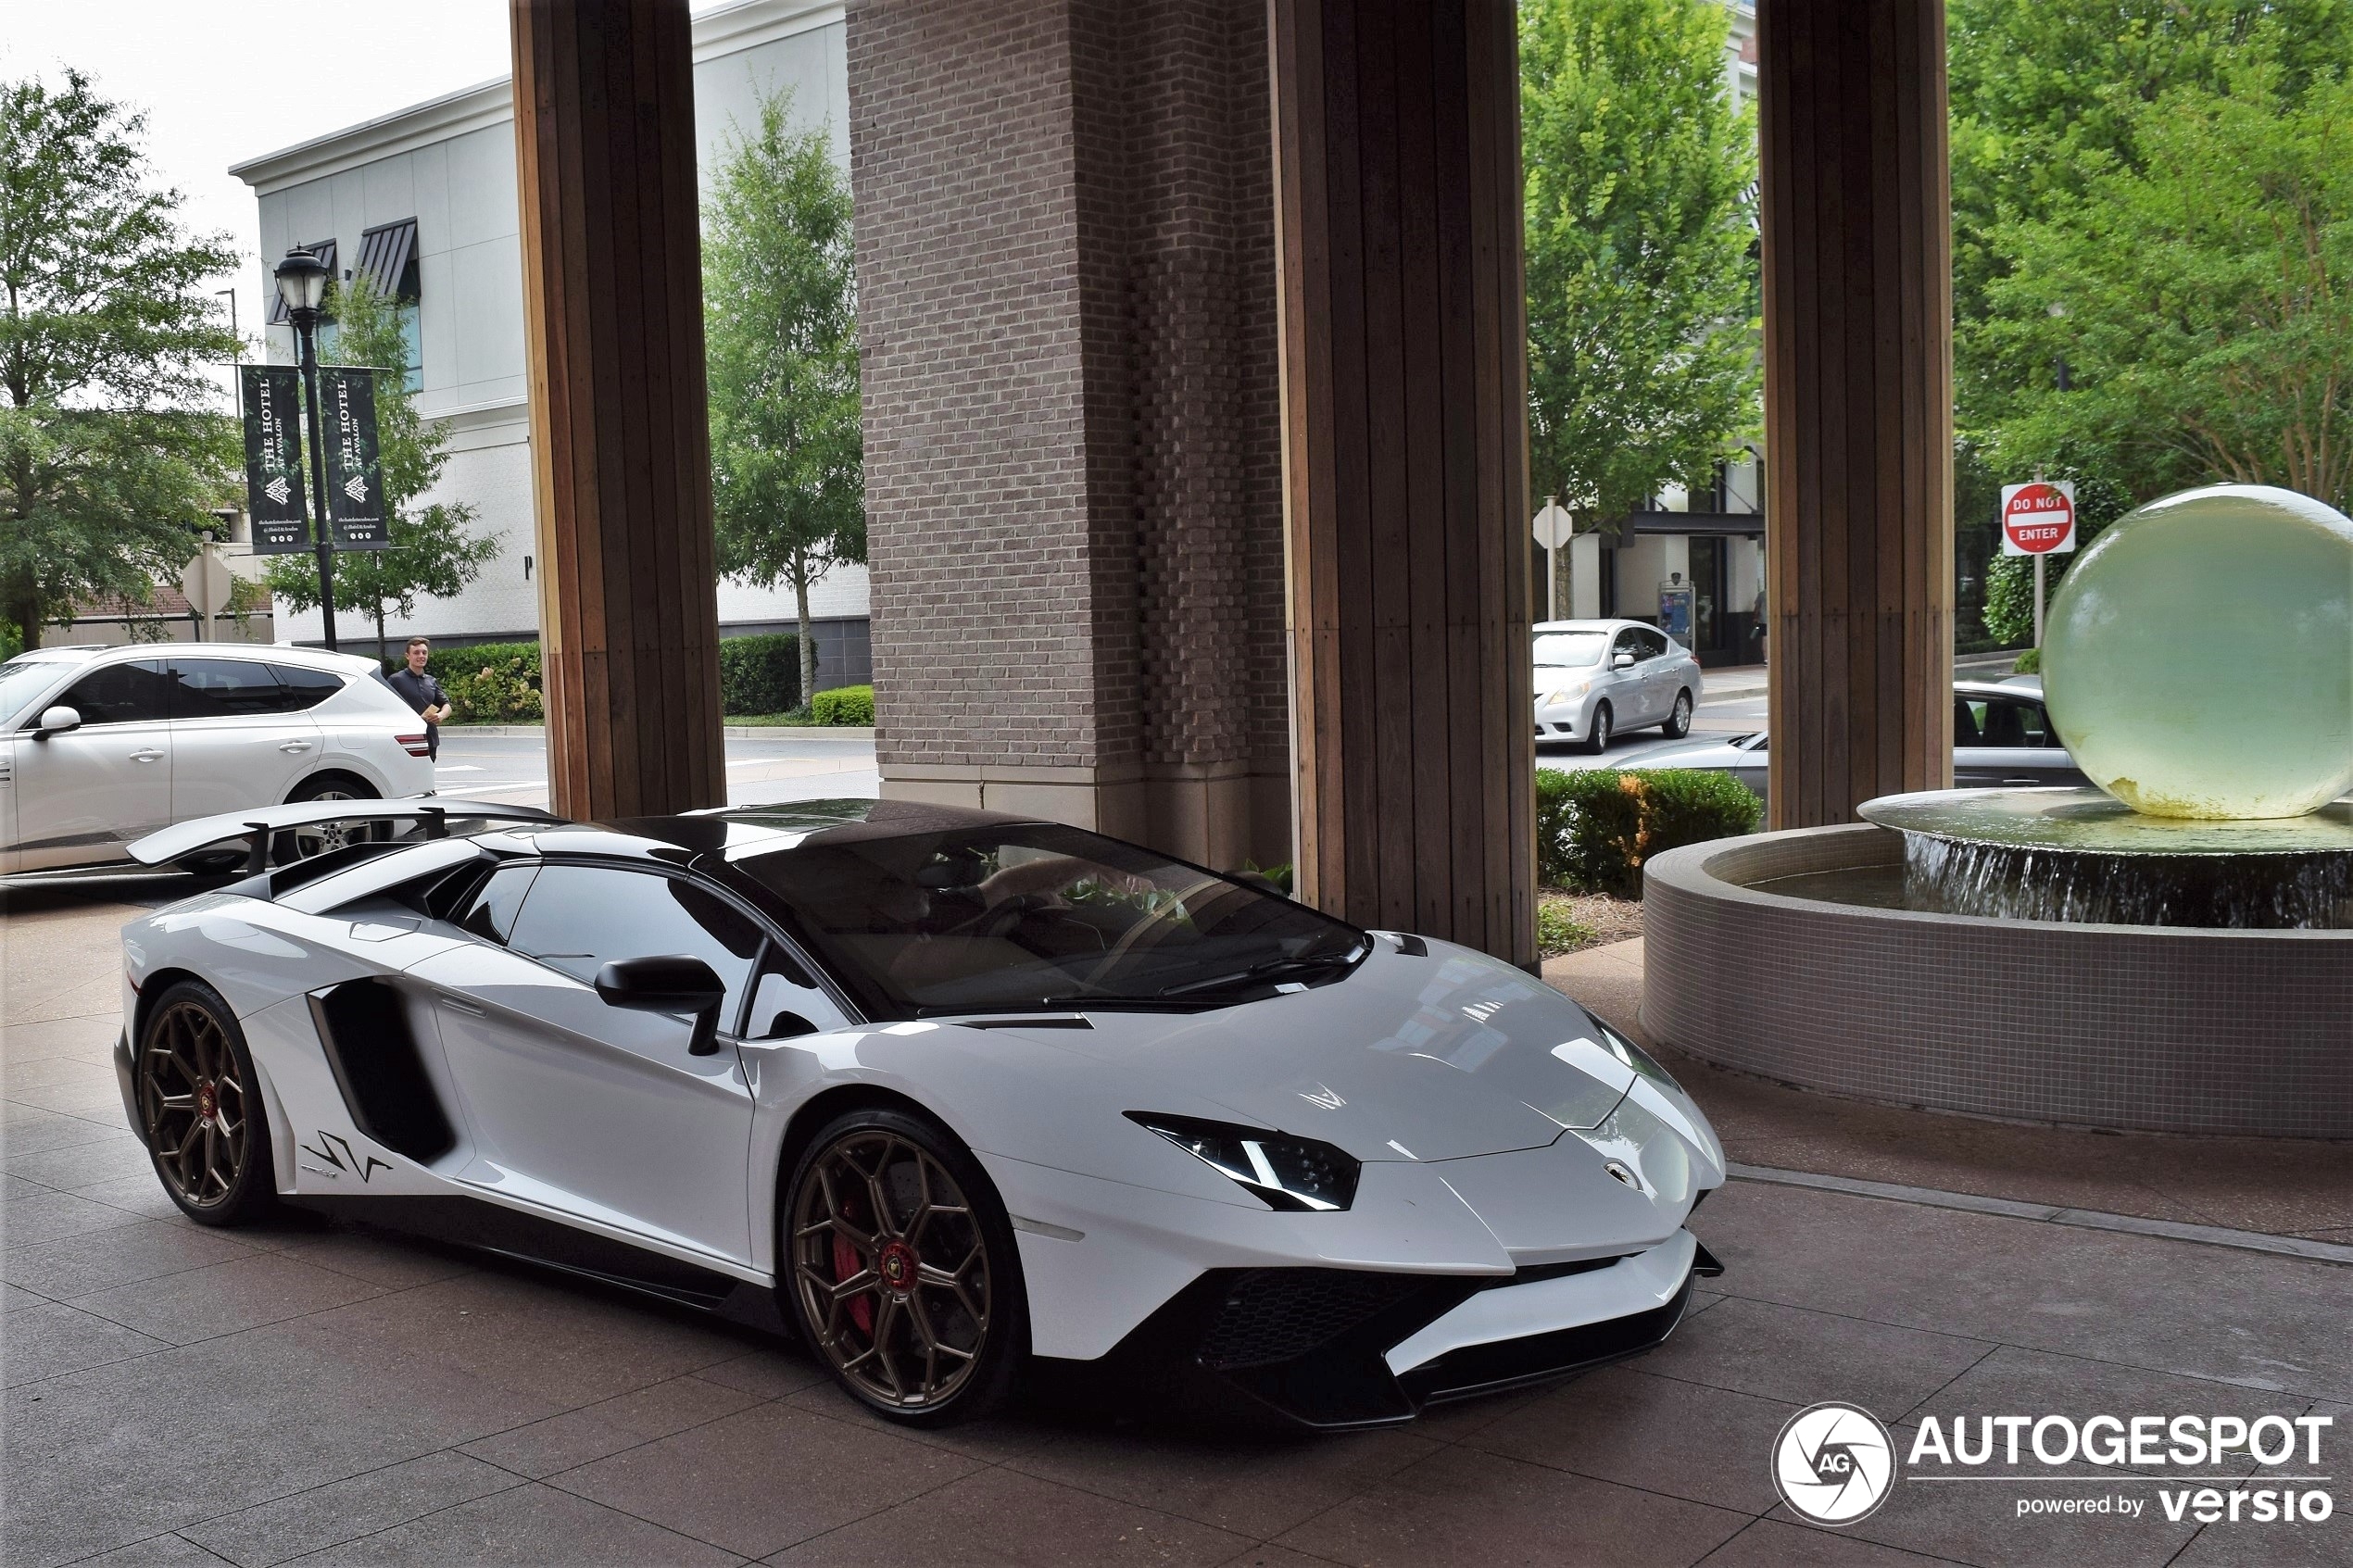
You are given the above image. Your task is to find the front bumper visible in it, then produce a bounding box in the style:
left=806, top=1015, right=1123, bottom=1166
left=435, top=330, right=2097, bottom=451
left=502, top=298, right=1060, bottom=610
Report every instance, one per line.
left=1038, top=1227, right=1721, bottom=1429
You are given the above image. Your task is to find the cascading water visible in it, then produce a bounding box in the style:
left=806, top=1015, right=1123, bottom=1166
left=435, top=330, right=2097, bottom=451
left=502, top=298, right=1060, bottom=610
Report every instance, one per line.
left=1875, top=794, right=2353, bottom=928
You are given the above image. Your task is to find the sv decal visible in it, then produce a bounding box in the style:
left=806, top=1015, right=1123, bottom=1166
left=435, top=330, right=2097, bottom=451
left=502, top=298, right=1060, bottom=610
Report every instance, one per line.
left=298, top=1130, right=391, bottom=1183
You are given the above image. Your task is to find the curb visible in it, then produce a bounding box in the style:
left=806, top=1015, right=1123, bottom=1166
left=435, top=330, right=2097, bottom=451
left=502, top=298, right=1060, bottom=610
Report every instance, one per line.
left=441, top=724, right=877, bottom=741
left=1728, top=1163, right=2353, bottom=1266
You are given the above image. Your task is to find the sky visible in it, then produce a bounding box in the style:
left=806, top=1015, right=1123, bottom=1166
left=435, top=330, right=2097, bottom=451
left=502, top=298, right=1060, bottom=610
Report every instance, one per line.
left=0, top=2, right=518, bottom=407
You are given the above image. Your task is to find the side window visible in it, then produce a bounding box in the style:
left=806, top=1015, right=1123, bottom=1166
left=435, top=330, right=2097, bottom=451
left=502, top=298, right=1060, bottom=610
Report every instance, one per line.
left=1611, top=630, right=1642, bottom=665
left=742, top=944, right=847, bottom=1039
left=2021, top=703, right=2055, bottom=747
left=55, top=662, right=172, bottom=726
left=170, top=659, right=296, bottom=719
left=459, top=863, right=539, bottom=945
left=270, top=664, right=347, bottom=711
left=1636, top=628, right=1670, bottom=659
left=1955, top=697, right=1985, bottom=746
left=507, top=865, right=765, bottom=1030
left=1979, top=699, right=2035, bottom=748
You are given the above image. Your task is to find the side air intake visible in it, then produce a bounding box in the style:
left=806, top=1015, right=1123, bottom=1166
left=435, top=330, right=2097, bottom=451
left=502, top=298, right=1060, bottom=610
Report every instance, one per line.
left=308, top=980, right=457, bottom=1164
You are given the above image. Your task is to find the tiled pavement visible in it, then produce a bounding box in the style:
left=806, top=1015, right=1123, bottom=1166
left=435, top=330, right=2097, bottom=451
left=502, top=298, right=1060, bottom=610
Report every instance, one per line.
left=6, top=884, right=2350, bottom=1567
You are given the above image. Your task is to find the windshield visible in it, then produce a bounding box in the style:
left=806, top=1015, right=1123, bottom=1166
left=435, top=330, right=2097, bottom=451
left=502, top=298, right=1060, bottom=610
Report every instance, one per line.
left=1532, top=632, right=1606, bottom=668
left=735, top=822, right=1368, bottom=1014
left=0, top=659, right=72, bottom=729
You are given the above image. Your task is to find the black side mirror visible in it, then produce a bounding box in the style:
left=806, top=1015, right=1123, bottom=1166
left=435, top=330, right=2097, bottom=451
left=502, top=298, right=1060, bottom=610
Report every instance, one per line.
left=595, top=954, right=727, bottom=1056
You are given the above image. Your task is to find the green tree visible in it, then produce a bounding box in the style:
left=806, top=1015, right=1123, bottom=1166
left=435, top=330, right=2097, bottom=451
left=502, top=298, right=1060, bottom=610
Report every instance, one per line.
left=703, top=94, right=863, bottom=710
left=0, top=70, right=239, bottom=648
left=263, top=273, right=497, bottom=663
left=1967, top=53, right=2353, bottom=522
left=1520, top=0, right=1759, bottom=532
left=1948, top=0, right=2353, bottom=337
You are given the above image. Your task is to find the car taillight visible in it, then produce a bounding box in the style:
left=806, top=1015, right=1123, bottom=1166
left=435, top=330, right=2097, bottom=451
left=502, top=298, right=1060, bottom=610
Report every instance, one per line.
left=397, top=734, right=431, bottom=757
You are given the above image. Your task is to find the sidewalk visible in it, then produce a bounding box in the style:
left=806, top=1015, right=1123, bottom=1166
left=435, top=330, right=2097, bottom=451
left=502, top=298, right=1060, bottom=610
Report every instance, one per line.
left=1700, top=650, right=2024, bottom=704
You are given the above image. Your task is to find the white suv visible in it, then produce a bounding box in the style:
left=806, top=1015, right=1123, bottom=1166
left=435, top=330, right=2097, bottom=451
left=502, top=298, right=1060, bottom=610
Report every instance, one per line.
left=0, top=643, right=435, bottom=874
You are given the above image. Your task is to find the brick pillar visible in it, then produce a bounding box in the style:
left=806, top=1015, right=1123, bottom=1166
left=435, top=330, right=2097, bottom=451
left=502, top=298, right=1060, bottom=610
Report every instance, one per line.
left=847, top=0, right=1289, bottom=871
left=1757, top=0, right=1955, bottom=826
left=1269, top=0, right=1537, bottom=963
left=510, top=0, right=724, bottom=819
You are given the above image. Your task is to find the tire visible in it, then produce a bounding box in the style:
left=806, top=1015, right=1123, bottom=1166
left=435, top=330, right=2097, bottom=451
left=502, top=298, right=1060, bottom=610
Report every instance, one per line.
left=782, top=1107, right=1027, bottom=1427
left=133, top=980, right=279, bottom=1226
left=1581, top=702, right=1613, bottom=755
left=1660, top=690, right=1693, bottom=739
left=281, top=774, right=381, bottom=860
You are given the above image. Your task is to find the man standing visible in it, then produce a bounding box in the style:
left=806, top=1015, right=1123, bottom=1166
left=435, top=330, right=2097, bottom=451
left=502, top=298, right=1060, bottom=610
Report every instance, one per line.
left=384, top=636, right=454, bottom=760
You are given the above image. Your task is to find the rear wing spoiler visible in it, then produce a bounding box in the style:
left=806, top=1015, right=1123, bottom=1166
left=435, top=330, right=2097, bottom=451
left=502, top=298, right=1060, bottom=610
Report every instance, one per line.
left=129, top=799, right=561, bottom=871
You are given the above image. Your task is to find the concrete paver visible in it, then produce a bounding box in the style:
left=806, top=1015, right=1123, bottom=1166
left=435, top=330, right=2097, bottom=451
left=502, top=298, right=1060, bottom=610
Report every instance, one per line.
left=7, top=867, right=2349, bottom=1566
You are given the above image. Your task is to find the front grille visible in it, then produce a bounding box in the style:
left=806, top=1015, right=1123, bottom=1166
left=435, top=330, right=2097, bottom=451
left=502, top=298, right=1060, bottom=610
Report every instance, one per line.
left=1197, top=1269, right=1428, bottom=1370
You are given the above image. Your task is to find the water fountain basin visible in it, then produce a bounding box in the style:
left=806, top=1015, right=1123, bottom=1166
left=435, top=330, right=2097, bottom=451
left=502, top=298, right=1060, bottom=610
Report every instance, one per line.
left=1641, top=824, right=2353, bottom=1137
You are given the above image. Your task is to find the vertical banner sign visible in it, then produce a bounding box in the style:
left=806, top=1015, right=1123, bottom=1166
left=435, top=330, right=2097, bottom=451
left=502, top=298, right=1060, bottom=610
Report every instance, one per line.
left=239, top=366, right=309, bottom=553
left=319, top=367, right=389, bottom=549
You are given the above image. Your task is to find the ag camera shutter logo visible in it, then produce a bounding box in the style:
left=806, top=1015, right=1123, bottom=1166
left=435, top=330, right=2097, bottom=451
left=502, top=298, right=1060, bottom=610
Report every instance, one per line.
left=1774, top=1402, right=1897, bottom=1525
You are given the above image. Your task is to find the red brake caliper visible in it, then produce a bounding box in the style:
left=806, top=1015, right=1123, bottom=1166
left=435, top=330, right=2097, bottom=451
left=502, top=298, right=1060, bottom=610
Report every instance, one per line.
left=832, top=1198, right=874, bottom=1335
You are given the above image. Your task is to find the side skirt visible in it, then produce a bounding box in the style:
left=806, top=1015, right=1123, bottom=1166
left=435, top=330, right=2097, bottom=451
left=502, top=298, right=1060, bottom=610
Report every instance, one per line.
left=287, top=1193, right=786, bottom=1335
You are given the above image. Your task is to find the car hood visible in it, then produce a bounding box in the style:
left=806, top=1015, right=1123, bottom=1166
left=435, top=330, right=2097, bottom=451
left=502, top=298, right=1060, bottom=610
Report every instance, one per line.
left=975, top=940, right=1721, bottom=1173
left=1629, top=735, right=1753, bottom=770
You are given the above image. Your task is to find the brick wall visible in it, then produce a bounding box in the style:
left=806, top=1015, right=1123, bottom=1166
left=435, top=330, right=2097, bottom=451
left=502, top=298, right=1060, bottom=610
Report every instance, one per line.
left=847, top=0, right=1288, bottom=864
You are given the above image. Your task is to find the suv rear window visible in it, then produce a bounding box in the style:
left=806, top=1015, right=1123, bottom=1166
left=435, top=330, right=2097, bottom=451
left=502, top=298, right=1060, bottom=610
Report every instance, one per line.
left=270, top=664, right=347, bottom=709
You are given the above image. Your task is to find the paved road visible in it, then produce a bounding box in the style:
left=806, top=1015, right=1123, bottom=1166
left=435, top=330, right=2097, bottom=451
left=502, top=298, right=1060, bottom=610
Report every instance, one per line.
left=1533, top=687, right=1766, bottom=774
left=433, top=728, right=879, bottom=810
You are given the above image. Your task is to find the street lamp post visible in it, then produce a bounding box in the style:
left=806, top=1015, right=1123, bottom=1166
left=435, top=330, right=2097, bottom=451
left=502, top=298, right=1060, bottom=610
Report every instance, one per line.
left=272, top=247, right=339, bottom=652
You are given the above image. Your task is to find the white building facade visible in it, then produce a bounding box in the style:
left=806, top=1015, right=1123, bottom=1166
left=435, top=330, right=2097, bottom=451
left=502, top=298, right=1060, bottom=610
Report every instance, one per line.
left=230, top=0, right=871, bottom=684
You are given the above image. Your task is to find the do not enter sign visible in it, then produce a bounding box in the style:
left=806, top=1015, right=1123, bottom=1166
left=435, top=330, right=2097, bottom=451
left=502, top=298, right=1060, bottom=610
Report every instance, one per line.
left=2001, top=480, right=2078, bottom=555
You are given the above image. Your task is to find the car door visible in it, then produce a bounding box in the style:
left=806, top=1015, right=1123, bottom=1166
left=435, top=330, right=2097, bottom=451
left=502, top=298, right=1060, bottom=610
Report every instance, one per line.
left=1637, top=627, right=1680, bottom=717
left=408, top=860, right=767, bottom=1263
left=167, top=656, right=321, bottom=821
left=1604, top=629, right=1651, bottom=722
left=1956, top=695, right=2090, bottom=788
left=9, top=659, right=174, bottom=871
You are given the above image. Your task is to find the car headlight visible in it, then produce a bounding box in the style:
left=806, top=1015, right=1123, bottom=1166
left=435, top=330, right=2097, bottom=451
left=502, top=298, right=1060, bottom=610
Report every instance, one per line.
left=1539, top=683, right=1592, bottom=707
left=1595, top=1018, right=1683, bottom=1094
left=1125, top=1112, right=1360, bottom=1211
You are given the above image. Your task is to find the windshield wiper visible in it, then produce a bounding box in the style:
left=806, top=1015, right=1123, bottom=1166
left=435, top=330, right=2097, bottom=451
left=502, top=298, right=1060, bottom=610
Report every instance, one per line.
left=1157, top=940, right=1370, bottom=998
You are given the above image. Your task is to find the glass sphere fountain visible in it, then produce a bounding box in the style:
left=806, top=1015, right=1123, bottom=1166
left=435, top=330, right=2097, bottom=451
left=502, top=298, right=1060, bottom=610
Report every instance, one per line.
left=1859, top=483, right=2353, bottom=928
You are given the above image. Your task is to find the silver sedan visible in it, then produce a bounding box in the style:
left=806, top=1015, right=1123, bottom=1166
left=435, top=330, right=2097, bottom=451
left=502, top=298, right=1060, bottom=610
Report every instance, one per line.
left=1630, top=679, right=2092, bottom=804
left=1533, top=620, right=1704, bottom=753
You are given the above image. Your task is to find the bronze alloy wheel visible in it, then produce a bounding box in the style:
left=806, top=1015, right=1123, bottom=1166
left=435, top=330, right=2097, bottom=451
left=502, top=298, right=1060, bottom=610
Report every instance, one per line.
left=136, top=983, right=274, bottom=1223
left=788, top=1117, right=1010, bottom=1420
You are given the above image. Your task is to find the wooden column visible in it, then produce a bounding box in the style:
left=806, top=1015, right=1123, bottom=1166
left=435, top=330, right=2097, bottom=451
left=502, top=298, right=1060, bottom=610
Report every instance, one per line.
left=1757, top=0, right=1955, bottom=827
left=510, top=0, right=724, bottom=819
left=1271, top=0, right=1536, bottom=965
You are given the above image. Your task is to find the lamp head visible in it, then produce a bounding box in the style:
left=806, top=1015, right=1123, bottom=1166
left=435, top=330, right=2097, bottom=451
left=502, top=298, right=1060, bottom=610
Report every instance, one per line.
left=273, top=246, right=331, bottom=321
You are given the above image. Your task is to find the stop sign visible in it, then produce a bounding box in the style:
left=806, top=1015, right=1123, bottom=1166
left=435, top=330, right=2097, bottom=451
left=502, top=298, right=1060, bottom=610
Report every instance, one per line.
left=2001, top=480, right=2077, bottom=555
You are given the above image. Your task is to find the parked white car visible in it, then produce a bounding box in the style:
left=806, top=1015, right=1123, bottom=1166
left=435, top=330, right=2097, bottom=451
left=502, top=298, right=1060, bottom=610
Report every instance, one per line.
left=1533, top=620, right=1704, bottom=753
left=0, top=643, right=435, bottom=874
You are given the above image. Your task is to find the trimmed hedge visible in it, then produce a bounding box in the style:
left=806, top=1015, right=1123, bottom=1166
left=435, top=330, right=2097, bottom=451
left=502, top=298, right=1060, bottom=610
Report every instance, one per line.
left=421, top=641, right=543, bottom=724
left=718, top=633, right=800, bottom=716
left=812, top=684, right=875, bottom=725
left=407, top=634, right=805, bottom=720
left=1535, top=767, right=1761, bottom=897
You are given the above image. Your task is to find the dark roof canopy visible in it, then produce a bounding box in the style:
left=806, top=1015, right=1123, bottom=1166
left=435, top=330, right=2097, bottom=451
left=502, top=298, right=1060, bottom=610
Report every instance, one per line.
left=355, top=220, right=420, bottom=303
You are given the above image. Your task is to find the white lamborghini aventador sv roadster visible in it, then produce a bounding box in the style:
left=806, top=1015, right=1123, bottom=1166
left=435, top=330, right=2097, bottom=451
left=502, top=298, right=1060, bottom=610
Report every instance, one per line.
left=115, top=797, right=1726, bottom=1429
